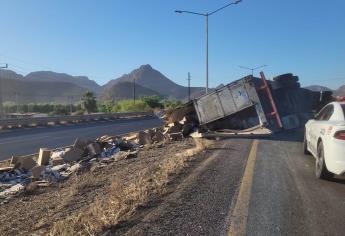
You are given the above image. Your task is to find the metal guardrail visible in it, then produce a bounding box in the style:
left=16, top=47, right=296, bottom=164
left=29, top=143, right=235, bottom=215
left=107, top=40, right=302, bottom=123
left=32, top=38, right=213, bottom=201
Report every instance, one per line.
left=0, top=112, right=153, bottom=128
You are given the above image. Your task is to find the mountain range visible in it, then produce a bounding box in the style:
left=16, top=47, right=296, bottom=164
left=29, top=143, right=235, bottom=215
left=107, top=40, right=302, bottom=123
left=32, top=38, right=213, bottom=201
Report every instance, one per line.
left=0, top=65, right=204, bottom=104
left=0, top=65, right=342, bottom=104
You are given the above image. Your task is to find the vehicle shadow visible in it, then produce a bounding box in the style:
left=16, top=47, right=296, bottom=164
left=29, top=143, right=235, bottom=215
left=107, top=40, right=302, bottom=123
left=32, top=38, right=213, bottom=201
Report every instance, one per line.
left=330, top=177, right=345, bottom=184
left=213, top=128, right=305, bottom=143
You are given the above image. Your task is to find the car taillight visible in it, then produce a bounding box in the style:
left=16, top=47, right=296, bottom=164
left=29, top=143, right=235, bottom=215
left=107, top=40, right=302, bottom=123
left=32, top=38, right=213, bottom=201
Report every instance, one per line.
left=334, top=131, right=345, bottom=140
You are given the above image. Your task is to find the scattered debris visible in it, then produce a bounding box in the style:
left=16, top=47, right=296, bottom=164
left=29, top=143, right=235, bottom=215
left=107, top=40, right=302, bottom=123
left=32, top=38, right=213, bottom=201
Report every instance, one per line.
left=51, top=164, right=68, bottom=172
left=51, top=150, right=65, bottom=160
left=68, top=163, right=81, bottom=173
left=152, top=130, right=165, bottom=142
left=101, top=146, right=120, bottom=158
left=17, top=157, right=37, bottom=171
left=166, top=122, right=183, bottom=134
left=0, top=166, right=14, bottom=173
left=51, top=156, right=65, bottom=166
left=138, top=131, right=152, bottom=145
left=0, top=127, right=164, bottom=203
left=73, top=138, right=90, bottom=150
left=31, top=165, right=45, bottom=179
left=37, top=148, right=51, bottom=166
left=126, top=150, right=138, bottom=159
left=87, top=143, right=101, bottom=156
left=63, top=148, right=84, bottom=162
left=113, top=151, right=129, bottom=162
left=0, top=183, right=25, bottom=199
left=168, top=132, right=184, bottom=141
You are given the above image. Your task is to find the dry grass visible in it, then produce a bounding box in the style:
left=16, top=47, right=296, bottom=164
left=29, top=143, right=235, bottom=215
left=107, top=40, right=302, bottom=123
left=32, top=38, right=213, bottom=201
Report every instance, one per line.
left=50, top=138, right=214, bottom=236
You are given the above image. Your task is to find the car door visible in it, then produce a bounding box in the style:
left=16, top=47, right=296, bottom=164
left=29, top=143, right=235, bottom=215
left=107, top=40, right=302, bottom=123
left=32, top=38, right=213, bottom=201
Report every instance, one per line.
left=308, top=105, right=334, bottom=155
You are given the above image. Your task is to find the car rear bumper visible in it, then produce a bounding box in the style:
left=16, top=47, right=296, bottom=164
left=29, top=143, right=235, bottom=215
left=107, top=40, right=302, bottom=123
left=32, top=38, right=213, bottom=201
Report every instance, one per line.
left=325, top=140, right=345, bottom=175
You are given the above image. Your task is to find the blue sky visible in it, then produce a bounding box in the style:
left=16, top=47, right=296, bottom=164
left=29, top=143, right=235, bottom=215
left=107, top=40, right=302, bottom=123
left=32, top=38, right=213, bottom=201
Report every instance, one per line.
left=0, top=0, right=344, bottom=89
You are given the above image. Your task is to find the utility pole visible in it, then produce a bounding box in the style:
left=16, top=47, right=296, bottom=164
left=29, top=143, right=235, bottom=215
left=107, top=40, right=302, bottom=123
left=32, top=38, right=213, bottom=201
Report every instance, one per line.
left=69, top=96, right=73, bottom=114
left=15, top=92, right=19, bottom=116
left=133, top=78, right=136, bottom=104
left=187, top=72, right=191, bottom=101
left=0, top=63, right=8, bottom=119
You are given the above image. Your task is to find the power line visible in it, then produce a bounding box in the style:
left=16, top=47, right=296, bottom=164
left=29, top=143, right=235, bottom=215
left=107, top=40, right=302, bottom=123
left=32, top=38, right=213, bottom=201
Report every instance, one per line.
left=0, top=52, right=55, bottom=71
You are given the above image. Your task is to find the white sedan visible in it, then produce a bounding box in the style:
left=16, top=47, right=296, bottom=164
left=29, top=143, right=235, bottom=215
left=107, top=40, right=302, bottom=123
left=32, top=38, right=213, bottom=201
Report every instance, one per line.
left=304, top=101, right=345, bottom=179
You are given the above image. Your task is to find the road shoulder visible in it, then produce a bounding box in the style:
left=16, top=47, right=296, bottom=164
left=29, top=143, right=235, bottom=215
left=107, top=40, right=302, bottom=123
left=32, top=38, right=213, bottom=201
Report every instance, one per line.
left=122, top=139, right=252, bottom=236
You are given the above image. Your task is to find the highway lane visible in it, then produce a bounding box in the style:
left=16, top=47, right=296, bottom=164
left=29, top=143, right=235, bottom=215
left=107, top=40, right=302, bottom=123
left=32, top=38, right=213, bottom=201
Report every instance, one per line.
left=246, top=132, right=345, bottom=235
left=120, top=130, right=345, bottom=235
left=0, top=117, right=163, bottom=160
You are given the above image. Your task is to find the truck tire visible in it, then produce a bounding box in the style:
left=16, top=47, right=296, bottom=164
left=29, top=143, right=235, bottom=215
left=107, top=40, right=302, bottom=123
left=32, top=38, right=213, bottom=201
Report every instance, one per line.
left=315, top=141, right=333, bottom=180
left=271, top=81, right=300, bottom=90
left=273, top=74, right=299, bottom=83
left=273, top=73, right=293, bottom=81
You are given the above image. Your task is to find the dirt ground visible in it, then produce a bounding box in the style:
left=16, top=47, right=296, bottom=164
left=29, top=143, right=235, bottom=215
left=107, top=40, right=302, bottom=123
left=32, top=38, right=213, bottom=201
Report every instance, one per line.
left=0, top=137, right=214, bottom=235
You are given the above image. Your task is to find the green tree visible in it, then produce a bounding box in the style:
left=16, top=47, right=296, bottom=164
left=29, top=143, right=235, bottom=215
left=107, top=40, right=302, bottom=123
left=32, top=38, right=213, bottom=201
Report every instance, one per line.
left=82, top=91, right=97, bottom=114
left=141, top=96, right=163, bottom=109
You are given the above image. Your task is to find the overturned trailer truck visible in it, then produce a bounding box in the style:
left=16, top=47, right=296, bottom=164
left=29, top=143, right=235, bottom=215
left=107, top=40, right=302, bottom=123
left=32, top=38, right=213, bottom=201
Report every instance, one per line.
left=192, top=75, right=273, bottom=135
left=170, top=72, right=332, bottom=136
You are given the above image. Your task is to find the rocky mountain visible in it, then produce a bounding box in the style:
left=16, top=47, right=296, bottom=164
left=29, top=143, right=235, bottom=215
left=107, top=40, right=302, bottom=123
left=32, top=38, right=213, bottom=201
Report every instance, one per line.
left=25, top=71, right=101, bottom=94
left=103, top=65, right=204, bottom=100
left=0, top=77, right=88, bottom=104
left=334, top=85, right=345, bottom=97
left=100, top=81, right=161, bottom=101
left=0, top=70, right=24, bottom=80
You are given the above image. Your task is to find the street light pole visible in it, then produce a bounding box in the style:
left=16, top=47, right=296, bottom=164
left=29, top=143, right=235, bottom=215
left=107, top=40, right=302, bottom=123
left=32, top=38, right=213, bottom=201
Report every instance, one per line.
left=239, top=65, right=268, bottom=76
left=175, top=0, right=242, bottom=94
left=206, top=14, right=209, bottom=94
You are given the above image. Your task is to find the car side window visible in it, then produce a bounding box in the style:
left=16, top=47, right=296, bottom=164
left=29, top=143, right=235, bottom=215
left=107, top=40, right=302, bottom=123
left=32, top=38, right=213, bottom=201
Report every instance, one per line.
left=316, top=105, right=334, bottom=121
left=322, top=105, right=334, bottom=121
left=315, top=107, right=328, bottom=120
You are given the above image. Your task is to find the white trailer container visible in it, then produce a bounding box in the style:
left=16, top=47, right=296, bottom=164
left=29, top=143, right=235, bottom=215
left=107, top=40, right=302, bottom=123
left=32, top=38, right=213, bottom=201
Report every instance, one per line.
left=193, top=76, right=267, bottom=126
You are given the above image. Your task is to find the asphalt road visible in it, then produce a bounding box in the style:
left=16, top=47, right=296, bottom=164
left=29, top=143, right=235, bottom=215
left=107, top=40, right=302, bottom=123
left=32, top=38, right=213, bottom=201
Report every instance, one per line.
left=246, top=132, right=345, bottom=236
left=123, top=130, right=345, bottom=235
left=0, top=117, right=163, bottom=160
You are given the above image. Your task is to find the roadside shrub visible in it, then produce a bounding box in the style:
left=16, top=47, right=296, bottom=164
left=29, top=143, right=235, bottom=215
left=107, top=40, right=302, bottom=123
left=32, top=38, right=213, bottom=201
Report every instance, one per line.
left=114, top=100, right=151, bottom=112
left=97, top=96, right=183, bottom=113
left=164, top=100, right=183, bottom=109
left=141, top=96, right=163, bottom=109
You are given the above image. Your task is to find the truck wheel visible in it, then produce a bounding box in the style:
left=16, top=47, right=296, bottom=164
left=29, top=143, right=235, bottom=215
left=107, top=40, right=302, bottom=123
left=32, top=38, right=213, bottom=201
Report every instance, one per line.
left=303, top=132, right=310, bottom=155
left=315, top=141, right=333, bottom=180
left=273, top=73, right=293, bottom=81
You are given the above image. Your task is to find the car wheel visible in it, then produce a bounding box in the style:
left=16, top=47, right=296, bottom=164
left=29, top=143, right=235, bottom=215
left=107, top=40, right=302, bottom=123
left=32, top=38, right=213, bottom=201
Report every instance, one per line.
left=315, top=141, right=333, bottom=179
left=303, top=132, right=310, bottom=155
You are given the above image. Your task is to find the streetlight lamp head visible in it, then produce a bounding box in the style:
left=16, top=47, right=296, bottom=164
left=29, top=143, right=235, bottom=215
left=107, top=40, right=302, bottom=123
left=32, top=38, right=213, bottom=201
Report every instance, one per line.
left=175, top=10, right=183, bottom=13
left=234, top=0, right=242, bottom=4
